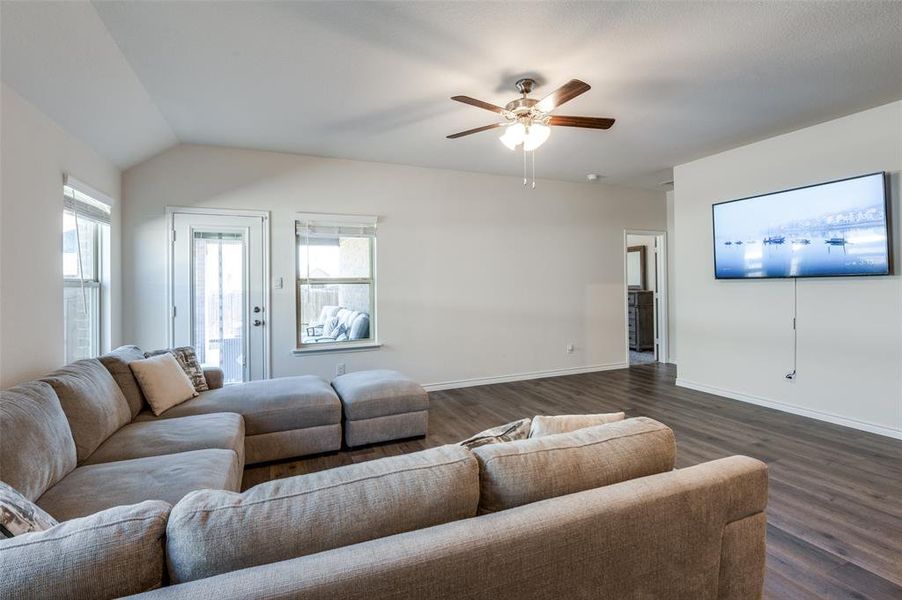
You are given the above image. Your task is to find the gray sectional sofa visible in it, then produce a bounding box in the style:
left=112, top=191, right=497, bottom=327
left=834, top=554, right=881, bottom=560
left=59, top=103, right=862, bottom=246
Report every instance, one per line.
left=1, top=406, right=769, bottom=599
left=0, top=346, right=342, bottom=522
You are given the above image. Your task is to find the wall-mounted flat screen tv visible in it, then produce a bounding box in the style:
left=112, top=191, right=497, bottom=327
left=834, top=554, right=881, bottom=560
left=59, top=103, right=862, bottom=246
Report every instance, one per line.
left=712, top=172, right=891, bottom=279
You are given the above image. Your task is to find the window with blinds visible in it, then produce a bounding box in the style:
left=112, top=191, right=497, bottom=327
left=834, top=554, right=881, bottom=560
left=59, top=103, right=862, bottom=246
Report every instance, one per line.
left=63, top=179, right=111, bottom=362
left=295, top=215, right=377, bottom=348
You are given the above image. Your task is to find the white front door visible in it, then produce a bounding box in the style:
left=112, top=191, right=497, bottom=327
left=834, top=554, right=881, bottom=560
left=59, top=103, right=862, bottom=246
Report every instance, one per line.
left=169, top=211, right=268, bottom=383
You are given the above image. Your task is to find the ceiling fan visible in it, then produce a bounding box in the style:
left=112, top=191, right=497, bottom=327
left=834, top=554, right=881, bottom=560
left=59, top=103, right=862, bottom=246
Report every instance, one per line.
left=447, top=78, right=615, bottom=152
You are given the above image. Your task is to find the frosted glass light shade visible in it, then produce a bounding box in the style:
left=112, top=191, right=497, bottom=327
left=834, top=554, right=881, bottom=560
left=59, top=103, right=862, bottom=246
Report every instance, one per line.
left=499, top=123, right=526, bottom=150
left=523, top=123, right=550, bottom=151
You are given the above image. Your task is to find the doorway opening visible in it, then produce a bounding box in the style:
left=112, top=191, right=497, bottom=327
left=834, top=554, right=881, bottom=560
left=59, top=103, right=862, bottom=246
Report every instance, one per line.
left=625, top=231, right=668, bottom=366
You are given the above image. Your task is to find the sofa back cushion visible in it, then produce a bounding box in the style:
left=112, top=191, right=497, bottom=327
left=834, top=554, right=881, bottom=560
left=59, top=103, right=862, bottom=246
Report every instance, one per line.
left=166, top=444, right=479, bottom=583
left=0, top=500, right=170, bottom=599
left=472, top=417, right=675, bottom=513
left=0, top=381, right=77, bottom=501
left=99, top=345, right=147, bottom=418
left=42, top=359, right=132, bottom=462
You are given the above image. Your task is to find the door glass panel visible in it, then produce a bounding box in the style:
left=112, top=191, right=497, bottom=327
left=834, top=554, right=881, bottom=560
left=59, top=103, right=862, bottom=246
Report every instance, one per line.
left=193, top=232, right=246, bottom=384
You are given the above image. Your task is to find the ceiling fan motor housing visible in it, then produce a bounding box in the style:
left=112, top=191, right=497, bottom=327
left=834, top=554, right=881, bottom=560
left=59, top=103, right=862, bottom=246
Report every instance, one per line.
left=505, top=97, right=539, bottom=115
left=515, top=78, right=536, bottom=95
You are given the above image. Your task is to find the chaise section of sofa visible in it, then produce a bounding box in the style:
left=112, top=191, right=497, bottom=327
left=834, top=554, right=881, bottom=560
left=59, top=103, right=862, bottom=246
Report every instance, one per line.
left=102, top=346, right=342, bottom=464
left=134, top=376, right=342, bottom=464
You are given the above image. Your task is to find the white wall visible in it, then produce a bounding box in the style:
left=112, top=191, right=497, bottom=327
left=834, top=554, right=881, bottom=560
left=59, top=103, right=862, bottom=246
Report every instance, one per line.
left=674, top=100, right=902, bottom=438
left=666, top=190, right=677, bottom=363
left=0, top=84, right=122, bottom=387
left=123, top=144, right=665, bottom=388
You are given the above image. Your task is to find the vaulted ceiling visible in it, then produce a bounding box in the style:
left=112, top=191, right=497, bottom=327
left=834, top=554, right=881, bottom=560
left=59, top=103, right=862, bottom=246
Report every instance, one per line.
left=3, top=1, right=901, bottom=187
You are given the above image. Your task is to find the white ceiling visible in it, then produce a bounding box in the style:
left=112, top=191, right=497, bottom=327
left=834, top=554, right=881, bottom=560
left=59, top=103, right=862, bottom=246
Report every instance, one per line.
left=3, top=1, right=901, bottom=187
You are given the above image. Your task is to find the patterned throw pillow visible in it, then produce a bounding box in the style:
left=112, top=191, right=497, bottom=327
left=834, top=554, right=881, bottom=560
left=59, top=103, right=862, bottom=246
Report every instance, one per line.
left=145, top=347, right=209, bottom=392
left=0, top=481, right=58, bottom=538
left=459, top=418, right=532, bottom=450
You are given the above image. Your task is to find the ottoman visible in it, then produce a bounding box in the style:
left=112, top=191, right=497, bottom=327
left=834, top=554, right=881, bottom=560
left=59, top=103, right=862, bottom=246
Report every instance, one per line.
left=331, top=370, right=429, bottom=447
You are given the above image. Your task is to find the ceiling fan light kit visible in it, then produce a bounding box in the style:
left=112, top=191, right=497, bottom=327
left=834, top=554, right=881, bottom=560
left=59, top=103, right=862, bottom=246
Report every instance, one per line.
left=448, top=77, right=615, bottom=188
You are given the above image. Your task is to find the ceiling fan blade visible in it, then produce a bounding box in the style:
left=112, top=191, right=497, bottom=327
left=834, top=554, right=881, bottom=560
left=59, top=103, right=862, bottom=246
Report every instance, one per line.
left=451, top=96, right=507, bottom=114
left=547, top=115, right=615, bottom=130
left=536, top=79, right=591, bottom=113
left=446, top=123, right=503, bottom=139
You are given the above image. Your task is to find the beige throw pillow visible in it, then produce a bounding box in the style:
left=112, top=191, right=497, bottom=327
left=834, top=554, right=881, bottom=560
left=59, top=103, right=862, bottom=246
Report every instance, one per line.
left=528, top=412, right=626, bottom=438
left=130, top=353, right=198, bottom=416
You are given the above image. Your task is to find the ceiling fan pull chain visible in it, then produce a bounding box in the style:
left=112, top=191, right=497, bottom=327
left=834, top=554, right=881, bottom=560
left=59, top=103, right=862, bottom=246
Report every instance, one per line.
left=531, top=149, right=536, bottom=189
left=522, top=145, right=527, bottom=186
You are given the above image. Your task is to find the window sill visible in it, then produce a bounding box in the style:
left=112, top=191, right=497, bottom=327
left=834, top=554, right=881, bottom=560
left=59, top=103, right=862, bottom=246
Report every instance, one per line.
left=291, top=342, right=382, bottom=355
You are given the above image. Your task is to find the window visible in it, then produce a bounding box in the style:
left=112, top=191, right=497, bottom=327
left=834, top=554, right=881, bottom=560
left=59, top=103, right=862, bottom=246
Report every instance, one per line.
left=296, top=216, right=376, bottom=349
left=63, top=181, right=111, bottom=362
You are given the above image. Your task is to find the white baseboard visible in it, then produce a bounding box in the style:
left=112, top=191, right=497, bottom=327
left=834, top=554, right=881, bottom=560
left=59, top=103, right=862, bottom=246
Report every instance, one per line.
left=676, top=378, right=902, bottom=441
left=424, top=363, right=628, bottom=392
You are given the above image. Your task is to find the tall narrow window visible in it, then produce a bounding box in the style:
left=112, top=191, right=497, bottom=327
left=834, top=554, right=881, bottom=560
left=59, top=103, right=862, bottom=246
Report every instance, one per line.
left=63, top=181, right=111, bottom=362
left=296, top=216, right=376, bottom=348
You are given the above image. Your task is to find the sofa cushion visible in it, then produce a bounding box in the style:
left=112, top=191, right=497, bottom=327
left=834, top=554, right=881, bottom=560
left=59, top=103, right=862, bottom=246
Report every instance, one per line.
left=130, top=353, right=199, bottom=416
left=42, top=359, right=132, bottom=462
left=332, top=369, right=428, bottom=420
left=529, top=412, right=626, bottom=438
left=84, top=413, right=245, bottom=466
left=145, top=346, right=209, bottom=392
left=0, top=501, right=169, bottom=599
left=166, top=444, right=479, bottom=583
left=36, top=449, right=242, bottom=522
left=99, top=345, right=148, bottom=418
left=134, top=375, right=340, bottom=435
left=472, top=417, right=676, bottom=513
left=0, top=381, right=76, bottom=500
left=0, top=481, right=58, bottom=537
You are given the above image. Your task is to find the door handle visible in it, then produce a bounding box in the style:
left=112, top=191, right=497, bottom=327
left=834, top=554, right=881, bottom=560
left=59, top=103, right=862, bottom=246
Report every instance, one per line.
left=253, top=319, right=264, bottom=327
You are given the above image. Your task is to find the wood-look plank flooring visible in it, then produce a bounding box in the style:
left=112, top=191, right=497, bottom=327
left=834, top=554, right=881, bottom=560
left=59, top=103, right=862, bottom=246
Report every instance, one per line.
left=243, top=363, right=902, bottom=599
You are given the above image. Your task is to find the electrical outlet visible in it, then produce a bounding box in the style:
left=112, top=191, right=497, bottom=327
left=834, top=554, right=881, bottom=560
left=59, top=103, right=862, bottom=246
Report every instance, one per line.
left=566, top=343, right=575, bottom=354
left=336, top=363, right=346, bottom=376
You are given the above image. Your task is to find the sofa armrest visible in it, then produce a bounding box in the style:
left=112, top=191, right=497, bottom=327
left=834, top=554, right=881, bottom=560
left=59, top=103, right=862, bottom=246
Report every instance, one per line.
left=203, top=367, right=225, bottom=389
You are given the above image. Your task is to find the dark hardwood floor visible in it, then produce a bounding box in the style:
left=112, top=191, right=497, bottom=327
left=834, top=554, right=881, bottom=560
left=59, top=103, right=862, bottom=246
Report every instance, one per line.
left=243, top=363, right=902, bottom=600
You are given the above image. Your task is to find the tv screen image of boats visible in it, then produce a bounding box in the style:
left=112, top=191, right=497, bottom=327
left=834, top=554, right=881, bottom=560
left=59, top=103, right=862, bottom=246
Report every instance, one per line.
left=712, top=172, right=891, bottom=279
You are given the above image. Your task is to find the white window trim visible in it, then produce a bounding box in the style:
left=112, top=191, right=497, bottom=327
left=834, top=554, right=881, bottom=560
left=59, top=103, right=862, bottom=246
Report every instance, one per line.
left=294, top=212, right=379, bottom=353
